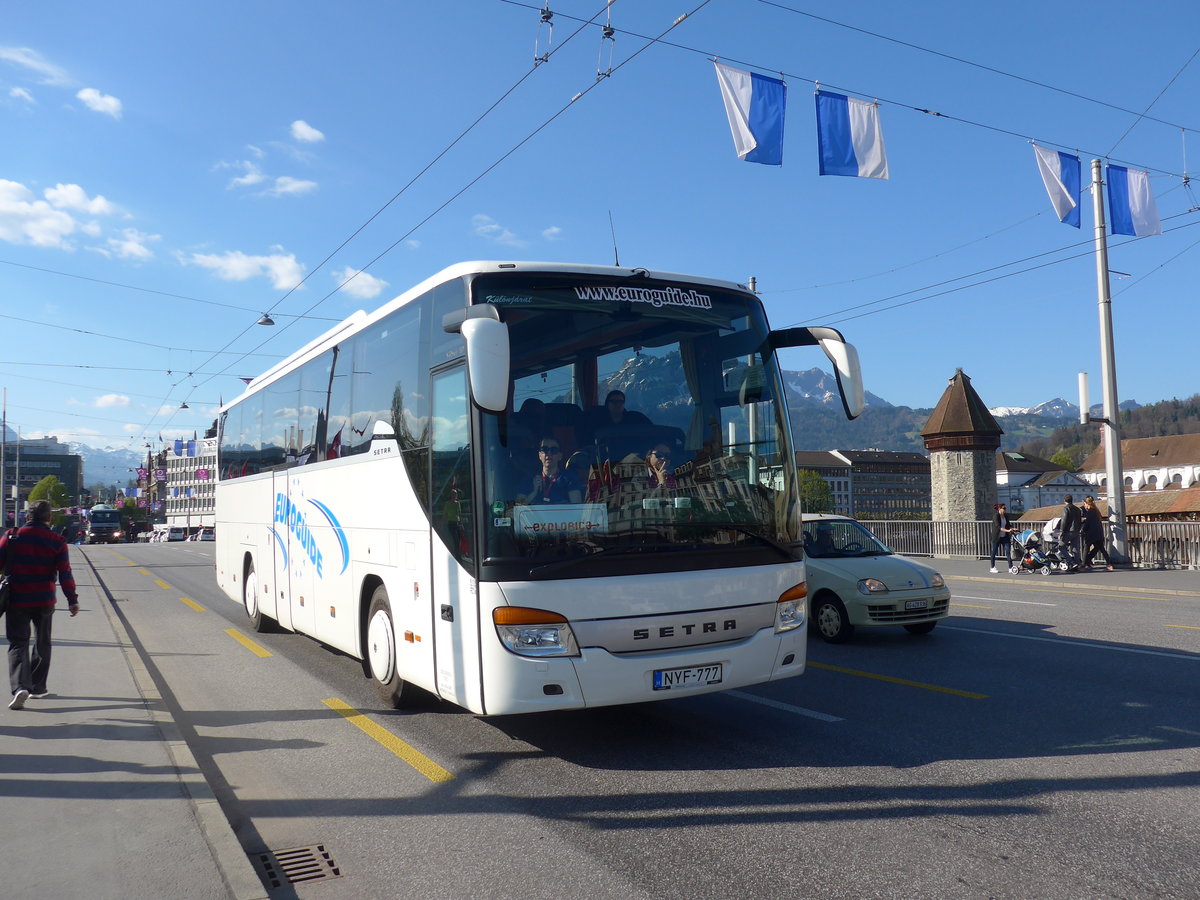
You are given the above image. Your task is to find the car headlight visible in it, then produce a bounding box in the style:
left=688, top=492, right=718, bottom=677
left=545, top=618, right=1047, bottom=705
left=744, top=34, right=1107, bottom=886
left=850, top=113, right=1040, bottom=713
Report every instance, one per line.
left=930, top=573, right=945, bottom=588
left=857, top=578, right=889, bottom=594
left=775, top=583, right=808, bottom=632
left=493, top=607, right=580, bottom=657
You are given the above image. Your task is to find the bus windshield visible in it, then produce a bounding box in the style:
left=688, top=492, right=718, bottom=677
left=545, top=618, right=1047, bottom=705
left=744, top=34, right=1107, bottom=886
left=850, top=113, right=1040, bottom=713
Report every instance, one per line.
left=474, top=272, right=801, bottom=580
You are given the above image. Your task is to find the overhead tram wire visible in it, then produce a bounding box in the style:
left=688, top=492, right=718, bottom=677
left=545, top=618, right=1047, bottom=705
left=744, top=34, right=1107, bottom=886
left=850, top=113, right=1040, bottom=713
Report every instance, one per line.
left=171, top=1, right=618, bottom=420
left=185, top=1, right=714, bottom=404
left=753, top=0, right=1200, bottom=137
left=810, top=216, right=1200, bottom=327
left=252, top=1, right=619, bottom=323
left=499, top=0, right=1191, bottom=178
left=0, top=256, right=339, bottom=323
left=1106, top=45, right=1200, bottom=156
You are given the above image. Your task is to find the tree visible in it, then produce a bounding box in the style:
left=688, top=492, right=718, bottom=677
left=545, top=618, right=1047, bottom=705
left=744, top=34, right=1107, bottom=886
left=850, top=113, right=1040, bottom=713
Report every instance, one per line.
left=797, top=469, right=835, bottom=514
left=1048, top=450, right=1077, bottom=471
left=28, top=475, right=70, bottom=511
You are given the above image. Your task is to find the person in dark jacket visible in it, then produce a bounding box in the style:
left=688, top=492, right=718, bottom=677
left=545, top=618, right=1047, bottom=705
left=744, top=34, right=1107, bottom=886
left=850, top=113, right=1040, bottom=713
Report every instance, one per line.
left=989, top=503, right=1015, bottom=573
left=1081, top=495, right=1114, bottom=570
left=2, top=500, right=79, bottom=710
left=1059, top=494, right=1083, bottom=569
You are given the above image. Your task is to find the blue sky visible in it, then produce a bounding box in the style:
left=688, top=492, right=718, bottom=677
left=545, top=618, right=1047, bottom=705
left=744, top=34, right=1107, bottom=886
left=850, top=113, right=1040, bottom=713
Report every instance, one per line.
left=3, top=0, right=1199, bottom=449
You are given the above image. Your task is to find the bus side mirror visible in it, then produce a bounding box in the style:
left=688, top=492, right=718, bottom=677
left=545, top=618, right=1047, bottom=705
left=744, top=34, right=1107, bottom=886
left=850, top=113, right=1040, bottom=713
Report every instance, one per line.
left=768, top=325, right=865, bottom=420
left=443, top=306, right=511, bottom=413
left=460, top=318, right=510, bottom=413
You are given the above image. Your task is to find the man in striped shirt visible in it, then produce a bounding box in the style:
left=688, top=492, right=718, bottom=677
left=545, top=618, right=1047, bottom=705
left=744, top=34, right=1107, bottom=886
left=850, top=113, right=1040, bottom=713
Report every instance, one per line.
left=2, top=500, right=79, bottom=710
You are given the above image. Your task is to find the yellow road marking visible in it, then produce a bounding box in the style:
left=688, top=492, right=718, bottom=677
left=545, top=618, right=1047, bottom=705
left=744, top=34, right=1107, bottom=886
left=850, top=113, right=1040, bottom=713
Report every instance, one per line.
left=139, top=568, right=151, bottom=575
left=155, top=579, right=172, bottom=590
left=224, top=628, right=273, bottom=658
left=179, top=596, right=205, bottom=612
left=951, top=603, right=991, bottom=609
left=322, top=698, right=454, bottom=782
left=1165, top=624, right=1200, bottom=631
left=807, top=661, right=988, bottom=699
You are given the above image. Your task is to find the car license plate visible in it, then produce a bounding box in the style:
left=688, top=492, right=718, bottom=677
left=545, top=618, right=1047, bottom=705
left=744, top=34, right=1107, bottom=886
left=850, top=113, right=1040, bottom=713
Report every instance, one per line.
left=652, top=663, right=723, bottom=690
left=905, top=599, right=929, bottom=610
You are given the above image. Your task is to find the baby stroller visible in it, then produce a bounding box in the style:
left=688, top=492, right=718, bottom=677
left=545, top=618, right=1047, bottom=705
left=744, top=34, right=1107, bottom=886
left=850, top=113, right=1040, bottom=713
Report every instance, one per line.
left=1039, top=517, right=1079, bottom=572
left=1010, top=529, right=1058, bottom=575
left=1008, top=528, right=1075, bottom=578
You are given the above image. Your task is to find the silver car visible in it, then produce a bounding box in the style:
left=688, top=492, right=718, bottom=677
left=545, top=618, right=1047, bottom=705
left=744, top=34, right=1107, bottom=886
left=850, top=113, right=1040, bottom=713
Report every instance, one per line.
left=803, top=514, right=950, bottom=643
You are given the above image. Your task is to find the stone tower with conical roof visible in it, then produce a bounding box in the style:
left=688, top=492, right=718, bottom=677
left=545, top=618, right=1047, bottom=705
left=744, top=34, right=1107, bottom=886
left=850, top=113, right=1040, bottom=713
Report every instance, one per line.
left=921, top=369, right=1003, bottom=521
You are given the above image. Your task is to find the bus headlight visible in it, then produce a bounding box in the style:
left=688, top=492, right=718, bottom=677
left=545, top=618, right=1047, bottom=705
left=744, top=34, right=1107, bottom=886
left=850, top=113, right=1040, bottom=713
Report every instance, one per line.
left=857, top=578, right=888, bottom=594
left=493, top=607, right=580, bottom=657
left=775, top=583, right=807, bottom=632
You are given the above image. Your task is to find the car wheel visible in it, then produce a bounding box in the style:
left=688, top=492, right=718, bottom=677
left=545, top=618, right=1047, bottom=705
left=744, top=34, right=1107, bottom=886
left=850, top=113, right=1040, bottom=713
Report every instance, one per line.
left=366, top=586, right=422, bottom=708
left=243, top=561, right=276, bottom=633
left=810, top=594, right=854, bottom=644
left=903, top=621, right=937, bottom=635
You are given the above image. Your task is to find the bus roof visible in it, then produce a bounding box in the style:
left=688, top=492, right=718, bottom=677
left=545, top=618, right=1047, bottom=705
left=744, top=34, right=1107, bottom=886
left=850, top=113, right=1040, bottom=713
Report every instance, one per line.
left=225, top=261, right=755, bottom=409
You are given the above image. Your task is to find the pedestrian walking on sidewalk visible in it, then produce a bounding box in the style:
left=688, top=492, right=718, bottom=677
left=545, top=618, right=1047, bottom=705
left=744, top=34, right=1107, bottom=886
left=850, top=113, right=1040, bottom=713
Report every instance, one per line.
left=989, top=503, right=1015, bottom=573
left=2, top=500, right=80, bottom=710
left=1081, top=496, right=1115, bottom=571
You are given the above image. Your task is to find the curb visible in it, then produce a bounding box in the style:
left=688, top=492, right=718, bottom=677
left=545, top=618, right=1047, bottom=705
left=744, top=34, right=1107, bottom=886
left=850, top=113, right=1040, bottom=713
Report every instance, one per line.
left=83, top=550, right=269, bottom=900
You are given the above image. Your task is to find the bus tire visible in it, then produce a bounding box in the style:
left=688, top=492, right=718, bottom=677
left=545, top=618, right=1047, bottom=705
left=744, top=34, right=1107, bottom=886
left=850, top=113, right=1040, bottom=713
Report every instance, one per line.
left=811, top=593, right=854, bottom=644
left=244, top=561, right=276, bottom=633
left=366, top=586, right=420, bottom=709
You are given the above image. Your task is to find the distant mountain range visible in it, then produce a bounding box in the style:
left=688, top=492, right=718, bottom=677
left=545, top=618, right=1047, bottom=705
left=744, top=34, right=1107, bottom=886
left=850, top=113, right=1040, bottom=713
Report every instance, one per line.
left=988, top=398, right=1142, bottom=419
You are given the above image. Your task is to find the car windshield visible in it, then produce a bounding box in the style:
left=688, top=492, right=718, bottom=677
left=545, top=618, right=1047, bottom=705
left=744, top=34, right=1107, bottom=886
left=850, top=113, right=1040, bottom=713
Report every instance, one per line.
left=804, top=519, right=892, bottom=558
left=473, top=272, right=802, bottom=580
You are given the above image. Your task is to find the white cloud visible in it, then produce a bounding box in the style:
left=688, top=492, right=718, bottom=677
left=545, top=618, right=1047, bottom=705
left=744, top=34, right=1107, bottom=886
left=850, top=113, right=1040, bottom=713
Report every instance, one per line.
left=332, top=266, right=389, bottom=300
left=76, top=87, right=122, bottom=119
left=0, top=179, right=77, bottom=248
left=265, top=176, right=317, bottom=197
left=94, top=394, right=131, bottom=409
left=107, top=227, right=159, bottom=261
left=542, top=225, right=563, bottom=241
left=0, top=47, right=70, bottom=86
left=45, top=182, right=115, bottom=215
left=405, top=239, right=421, bottom=250
left=9, top=86, right=33, bottom=103
left=225, top=160, right=265, bottom=188
left=184, top=249, right=306, bottom=290
left=472, top=214, right=527, bottom=248
left=290, top=120, right=325, bottom=143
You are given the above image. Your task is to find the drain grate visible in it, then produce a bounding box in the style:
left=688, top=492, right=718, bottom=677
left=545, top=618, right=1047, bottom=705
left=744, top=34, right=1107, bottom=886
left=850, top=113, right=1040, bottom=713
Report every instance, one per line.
left=256, top=844, right=342, bottom=887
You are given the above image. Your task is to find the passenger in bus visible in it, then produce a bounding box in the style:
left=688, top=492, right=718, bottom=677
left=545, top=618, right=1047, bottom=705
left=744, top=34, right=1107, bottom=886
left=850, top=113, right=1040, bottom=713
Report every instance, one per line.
left=587, top=390, right=651, bottom=434
left=644, top=444, right=677, bottom=490
left=515, top=438, right=582, bottom=505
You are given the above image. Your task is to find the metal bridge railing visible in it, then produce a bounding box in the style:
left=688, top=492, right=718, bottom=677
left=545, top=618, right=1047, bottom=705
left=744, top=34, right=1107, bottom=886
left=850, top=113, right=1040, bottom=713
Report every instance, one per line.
left=860, top=519, right=1200, bottom=570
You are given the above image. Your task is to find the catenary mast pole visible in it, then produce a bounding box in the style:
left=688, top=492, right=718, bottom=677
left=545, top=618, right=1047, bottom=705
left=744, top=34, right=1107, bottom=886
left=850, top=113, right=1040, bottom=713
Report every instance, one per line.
left=1090, top=158, right=1129, bottom=562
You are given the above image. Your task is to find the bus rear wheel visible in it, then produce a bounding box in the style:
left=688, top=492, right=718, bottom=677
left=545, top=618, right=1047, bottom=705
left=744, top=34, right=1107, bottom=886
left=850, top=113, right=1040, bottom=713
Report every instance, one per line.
left=243, top=561, right=276, bottom=633
left=366, top=586, right=420, bottom=709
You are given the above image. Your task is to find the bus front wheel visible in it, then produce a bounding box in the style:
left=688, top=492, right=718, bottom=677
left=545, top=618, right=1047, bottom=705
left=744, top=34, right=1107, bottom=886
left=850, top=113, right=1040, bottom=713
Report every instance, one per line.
left=366, top=586, right=420, bottom=709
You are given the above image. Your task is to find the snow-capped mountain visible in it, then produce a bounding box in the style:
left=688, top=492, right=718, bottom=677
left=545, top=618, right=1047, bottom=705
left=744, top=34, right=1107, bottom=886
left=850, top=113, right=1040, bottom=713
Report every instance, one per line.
left=988, top=398, right=1142, bottom=419
left=783, top=367, right=892, bottom=410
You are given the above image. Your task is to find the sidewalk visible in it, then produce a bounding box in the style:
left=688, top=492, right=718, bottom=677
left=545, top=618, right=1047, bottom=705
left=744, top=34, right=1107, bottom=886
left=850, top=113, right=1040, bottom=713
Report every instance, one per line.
left=0, top=547, right=265, bottom=900
left=930, top=555, right=1200, bottom=597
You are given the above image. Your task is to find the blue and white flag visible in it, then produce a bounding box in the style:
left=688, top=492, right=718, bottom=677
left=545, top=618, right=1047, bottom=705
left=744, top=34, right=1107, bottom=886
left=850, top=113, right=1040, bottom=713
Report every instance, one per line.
left=1033, top=144, right=1080, bottom=227
left=713, top=61, right=786, bottom=166
left=1107, top=165, right=1161, bottom=236
left=815, top=91, right=888, bottom=179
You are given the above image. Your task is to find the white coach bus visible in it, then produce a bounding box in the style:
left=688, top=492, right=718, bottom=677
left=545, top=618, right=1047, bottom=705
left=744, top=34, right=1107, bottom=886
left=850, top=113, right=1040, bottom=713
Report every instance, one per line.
left=214, top=261, right=864, bottom=715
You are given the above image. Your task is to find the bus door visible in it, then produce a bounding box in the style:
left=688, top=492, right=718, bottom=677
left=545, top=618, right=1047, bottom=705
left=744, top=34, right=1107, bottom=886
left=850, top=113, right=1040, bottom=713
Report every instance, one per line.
left=283, top=471, right=316, bottom=637
left=429, top=367, right=483, bottom=711
left=269, top=468, right=296, bottom=632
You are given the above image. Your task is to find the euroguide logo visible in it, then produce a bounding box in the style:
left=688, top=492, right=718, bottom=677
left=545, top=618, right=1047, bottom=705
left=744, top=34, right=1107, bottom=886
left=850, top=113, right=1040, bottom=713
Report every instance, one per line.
left=273, top=490, right=350, bottom=578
